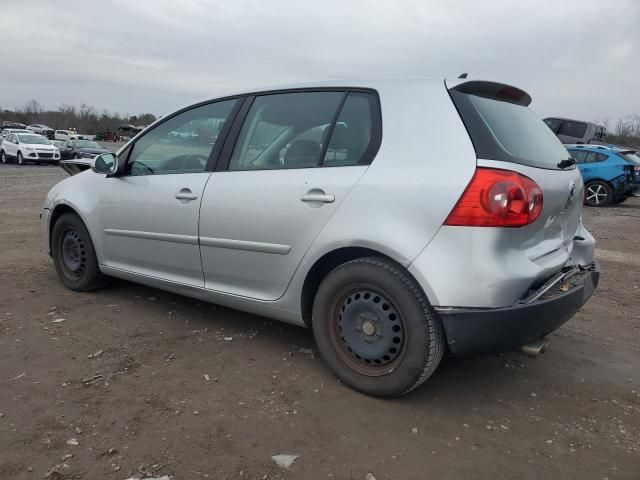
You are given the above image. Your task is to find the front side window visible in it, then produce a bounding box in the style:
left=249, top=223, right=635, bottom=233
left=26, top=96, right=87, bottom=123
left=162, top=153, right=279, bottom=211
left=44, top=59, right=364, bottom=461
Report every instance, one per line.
left=126, top=99, right=236, bottom=176
left=569, top=150, right=588, bottom=164
left=557, top=121, right=587, bottom=138
left=229, top=91, right=343, bottom=171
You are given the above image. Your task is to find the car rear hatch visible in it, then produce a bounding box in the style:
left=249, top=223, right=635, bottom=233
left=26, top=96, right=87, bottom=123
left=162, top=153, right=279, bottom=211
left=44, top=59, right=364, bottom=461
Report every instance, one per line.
left=618, top=150, right=640, bottom=185
left=446, top=80, right=592, bottom=288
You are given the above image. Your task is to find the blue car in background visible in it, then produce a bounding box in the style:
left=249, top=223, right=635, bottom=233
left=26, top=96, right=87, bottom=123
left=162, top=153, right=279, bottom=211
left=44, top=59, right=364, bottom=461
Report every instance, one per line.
left=566, top=144, right=640, bottom=207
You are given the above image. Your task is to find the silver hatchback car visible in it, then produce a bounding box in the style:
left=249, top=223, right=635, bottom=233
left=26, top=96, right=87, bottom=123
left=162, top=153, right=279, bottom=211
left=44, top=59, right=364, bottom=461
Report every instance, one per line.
left=42, top=78, right=599, bottom=397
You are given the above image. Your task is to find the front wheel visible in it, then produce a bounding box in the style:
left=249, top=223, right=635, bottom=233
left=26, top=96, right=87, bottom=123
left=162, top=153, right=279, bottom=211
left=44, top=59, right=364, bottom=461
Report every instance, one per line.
left=17, top=152, right=25, bottom=165
left=584, top=181, right=613, bottom=207
left=51, top=213, right=107, bottom=291
left=312, top=257, right=444, bottom=397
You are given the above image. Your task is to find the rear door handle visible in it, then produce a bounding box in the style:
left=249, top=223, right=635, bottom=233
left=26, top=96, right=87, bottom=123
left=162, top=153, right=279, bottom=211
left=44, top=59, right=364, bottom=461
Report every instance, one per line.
left=175, top=189, right=198, bottom=201
left=301, top=193, right=335, bottom=203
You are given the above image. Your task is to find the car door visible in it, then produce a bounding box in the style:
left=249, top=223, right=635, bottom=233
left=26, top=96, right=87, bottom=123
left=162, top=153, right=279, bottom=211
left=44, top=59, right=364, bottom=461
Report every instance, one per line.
left=99, top=98, right=239, bottom=286
left=4, top=134, right=18, bottom=158
left=199, top=90, right=381, bottom=300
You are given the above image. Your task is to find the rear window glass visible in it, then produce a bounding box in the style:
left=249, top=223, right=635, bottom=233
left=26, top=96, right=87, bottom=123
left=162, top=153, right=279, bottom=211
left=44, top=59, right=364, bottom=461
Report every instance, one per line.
left=619, top=152, right=640, bottom=165
left=453, top=91, right=571, bottom=169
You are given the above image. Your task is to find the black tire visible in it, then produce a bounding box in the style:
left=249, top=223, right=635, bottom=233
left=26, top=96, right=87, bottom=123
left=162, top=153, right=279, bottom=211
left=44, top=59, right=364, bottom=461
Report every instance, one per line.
left=312, top=257, right=444, bottom=397
left=584, top=181, right=613, bottom=207
left=17, top=152, right=25, bottom=165
left=51, top=213, right=107, bottom=291
left=0, top=150, right=7, bottom=164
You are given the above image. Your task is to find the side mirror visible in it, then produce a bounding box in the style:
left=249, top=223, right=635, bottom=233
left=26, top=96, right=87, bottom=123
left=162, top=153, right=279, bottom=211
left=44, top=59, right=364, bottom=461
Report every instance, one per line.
left=92, top=153, right=117, bottom=175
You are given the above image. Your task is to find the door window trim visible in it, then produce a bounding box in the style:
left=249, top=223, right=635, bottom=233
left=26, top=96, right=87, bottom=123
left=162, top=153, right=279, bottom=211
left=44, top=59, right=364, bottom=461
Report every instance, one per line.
left=215, top=87, right=382, bottom=172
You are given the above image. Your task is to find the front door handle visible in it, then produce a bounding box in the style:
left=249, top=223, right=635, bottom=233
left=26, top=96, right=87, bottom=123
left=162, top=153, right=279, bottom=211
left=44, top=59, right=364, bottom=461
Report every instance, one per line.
left=175, top=189, right=198, bottom=201
left=301, top=193, right=335, bottom=204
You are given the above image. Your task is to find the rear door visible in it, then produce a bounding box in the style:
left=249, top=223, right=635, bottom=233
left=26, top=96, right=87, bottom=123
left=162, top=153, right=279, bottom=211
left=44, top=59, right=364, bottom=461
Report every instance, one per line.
left=4, top=134, right=18, bottom=158
left=199, top=90, right=381, bottom=300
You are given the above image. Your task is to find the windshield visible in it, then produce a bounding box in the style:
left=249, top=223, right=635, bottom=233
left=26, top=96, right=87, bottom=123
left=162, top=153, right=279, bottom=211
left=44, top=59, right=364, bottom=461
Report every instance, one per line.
left=619, top=151, right=640, bottom=165
left=72, top=140, right=101, bottom=149
left=17, top=134, right=50, bottom=145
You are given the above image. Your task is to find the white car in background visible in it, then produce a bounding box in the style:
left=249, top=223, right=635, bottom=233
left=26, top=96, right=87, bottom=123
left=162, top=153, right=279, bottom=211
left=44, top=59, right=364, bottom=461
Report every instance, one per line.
left=1, top=132, right=60, bottom=165
left=28, top=124, right=55, bottom=136
left=55, top=130, right=81, bottom=141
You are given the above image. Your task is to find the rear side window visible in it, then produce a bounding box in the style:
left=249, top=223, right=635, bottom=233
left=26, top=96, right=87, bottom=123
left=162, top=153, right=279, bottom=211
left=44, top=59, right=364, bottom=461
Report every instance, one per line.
left=323, top=92, right=378, bottom=167
left=557, top=121, right=587, bottom=138
left=570, top=150, right=607, bottom=163
left=229, top=92, right=343, bottom=170
left=228, top=90, right=381, bottom=171
left=451, top=89, right=571, bottom=169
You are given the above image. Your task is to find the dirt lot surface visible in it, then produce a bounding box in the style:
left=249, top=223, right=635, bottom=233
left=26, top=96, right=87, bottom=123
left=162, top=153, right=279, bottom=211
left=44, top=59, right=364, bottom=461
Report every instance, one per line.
left=1, top=165, right=638, bottom=480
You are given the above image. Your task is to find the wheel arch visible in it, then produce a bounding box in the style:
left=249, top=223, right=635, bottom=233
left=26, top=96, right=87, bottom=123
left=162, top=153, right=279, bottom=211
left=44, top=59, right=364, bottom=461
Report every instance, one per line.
left=48, top=203, right=94, bottom=254
left=300, top=246, right=429, bottom=327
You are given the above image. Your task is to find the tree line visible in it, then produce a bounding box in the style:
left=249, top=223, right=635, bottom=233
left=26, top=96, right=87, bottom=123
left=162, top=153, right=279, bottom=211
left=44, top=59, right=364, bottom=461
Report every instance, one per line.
left=603, top=115, right=640, bottom=148
left=1, top=99, right=157, bottom=134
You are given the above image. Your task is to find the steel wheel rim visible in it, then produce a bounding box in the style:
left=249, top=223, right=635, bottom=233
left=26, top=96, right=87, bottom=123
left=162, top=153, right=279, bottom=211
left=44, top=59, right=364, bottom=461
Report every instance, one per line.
left=329, top=285, right=407, bottom=376
left=60, top=230, right=87, bottom=280
left=586, top=184, right=607, bottom=205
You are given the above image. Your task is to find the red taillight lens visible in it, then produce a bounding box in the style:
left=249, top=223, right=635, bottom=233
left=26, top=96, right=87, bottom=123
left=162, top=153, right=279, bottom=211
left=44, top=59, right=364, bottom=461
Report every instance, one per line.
left=445, top=168, right=543, bottom=227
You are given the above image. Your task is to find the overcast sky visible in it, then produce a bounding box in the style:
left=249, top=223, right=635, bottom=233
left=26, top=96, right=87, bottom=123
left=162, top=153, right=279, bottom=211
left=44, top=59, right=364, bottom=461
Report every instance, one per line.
left=1, top=0, right=638, bottom=124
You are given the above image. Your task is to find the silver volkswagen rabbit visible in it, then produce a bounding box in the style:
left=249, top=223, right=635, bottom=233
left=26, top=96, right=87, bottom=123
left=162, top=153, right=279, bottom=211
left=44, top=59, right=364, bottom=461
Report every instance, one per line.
left=42, top=78, right=599, bottom=397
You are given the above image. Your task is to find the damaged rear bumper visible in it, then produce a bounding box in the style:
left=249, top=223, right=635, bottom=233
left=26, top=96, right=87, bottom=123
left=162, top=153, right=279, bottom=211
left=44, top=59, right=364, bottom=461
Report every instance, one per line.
left=435, top=262, right=600, bottom=356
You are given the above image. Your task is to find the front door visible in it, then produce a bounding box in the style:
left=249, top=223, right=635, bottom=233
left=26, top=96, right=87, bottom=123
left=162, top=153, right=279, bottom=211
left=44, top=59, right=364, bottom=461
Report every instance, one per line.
left=199, top=90, right=381, bottom=300
left=100, top=98, right=239, bottom=286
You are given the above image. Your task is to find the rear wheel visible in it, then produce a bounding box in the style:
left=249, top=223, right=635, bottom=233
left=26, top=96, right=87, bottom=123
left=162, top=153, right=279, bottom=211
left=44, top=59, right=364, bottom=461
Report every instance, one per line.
left=0, top=151, right=7, bottom=164
left=51, top=213, right=107, bottom=291
left=584, top=181, right=613, bottom=207
left=312, top=257, right=444, bottom=397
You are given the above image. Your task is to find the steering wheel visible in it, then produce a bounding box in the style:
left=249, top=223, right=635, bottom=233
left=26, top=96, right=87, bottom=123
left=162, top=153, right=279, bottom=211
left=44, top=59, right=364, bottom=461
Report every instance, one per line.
left=172, top=153, right=209, bottom=171
left=130, top=161, right=155, bottom=175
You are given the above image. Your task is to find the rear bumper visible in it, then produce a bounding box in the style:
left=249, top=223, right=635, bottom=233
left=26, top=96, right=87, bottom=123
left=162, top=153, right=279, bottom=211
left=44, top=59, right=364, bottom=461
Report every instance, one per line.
left=436, top=262, right=599, bottom=356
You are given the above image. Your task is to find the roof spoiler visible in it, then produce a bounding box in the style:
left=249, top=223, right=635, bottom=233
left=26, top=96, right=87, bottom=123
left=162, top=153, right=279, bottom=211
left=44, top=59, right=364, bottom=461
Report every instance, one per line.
left=450, top=80, right=532, bottom=107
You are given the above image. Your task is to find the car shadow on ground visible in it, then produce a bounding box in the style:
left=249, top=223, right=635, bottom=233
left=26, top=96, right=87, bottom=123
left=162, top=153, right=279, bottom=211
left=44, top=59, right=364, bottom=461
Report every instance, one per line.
left=99, top=276, right=578, bottom=406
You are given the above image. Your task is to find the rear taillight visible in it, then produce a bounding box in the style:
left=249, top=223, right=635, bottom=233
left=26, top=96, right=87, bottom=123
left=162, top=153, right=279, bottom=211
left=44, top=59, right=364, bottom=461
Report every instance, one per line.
left=445, top=168, right=543, bottom=227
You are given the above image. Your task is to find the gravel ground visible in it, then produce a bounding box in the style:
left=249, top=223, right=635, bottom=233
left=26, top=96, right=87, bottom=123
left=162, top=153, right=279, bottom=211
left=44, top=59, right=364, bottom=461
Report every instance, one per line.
left=0, top=165, right=638, bottom=480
